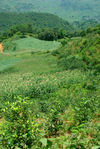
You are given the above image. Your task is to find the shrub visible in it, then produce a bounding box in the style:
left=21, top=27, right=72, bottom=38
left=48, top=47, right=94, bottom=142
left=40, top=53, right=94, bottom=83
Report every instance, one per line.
left=58, top=55, right=86, bottom=70
left=73, top=97, right=97, bottom=124
left=0, top=96, right=41, bottom=148
left=45, top=101, right=63, bottom=137
left=3, top=40, right=17, bottom=52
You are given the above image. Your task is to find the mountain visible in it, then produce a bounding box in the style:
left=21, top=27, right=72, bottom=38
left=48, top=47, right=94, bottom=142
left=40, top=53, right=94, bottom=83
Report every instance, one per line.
left=0, top=12, right=73, bottom=33
left=0, top=0, right=100, bottom=21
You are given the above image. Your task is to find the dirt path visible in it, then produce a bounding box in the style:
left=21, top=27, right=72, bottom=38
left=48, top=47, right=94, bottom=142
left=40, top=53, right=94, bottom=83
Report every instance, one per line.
left=0, top=43, right=3, bottom=53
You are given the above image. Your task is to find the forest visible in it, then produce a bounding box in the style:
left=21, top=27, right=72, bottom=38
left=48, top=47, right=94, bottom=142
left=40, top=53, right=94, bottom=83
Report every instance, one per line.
left=0, top=0, right=100, bottom=21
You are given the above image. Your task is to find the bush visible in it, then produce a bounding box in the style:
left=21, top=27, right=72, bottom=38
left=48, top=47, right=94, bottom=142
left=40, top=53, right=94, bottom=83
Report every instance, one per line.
left=58, top=55, right=86, bottom=70
left=3, top=40, right=17, bottom=52
left=45, top=101, right=63, bottom=137
left=73, top=97, right=98, bottom=124
left=0, top=96, right=41, bottom=148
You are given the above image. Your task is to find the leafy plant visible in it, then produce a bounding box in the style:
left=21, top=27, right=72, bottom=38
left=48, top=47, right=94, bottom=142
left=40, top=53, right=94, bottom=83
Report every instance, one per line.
left=0, top=96, right=41, bottom=148
left=74, top=97, right=97, bottom=124
left=45, top=102, right=63, bottom=137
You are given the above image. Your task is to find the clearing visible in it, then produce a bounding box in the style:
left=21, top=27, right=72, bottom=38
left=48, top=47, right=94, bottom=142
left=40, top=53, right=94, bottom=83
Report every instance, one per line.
left=0, top=37, right=60, bottom=74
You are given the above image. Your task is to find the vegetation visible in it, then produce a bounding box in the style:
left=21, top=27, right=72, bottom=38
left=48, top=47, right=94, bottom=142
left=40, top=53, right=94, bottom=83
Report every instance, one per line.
left=0, top=0, right=100, bottom=21
left=0, top=12, right=73, bottom=34
left=72, top=19, right=99, bottom=30
left=0, top=16, right=100, bottom=149
left=53, top=25, right=100, bottom=72
left=2, top=37, right=60, bottom=52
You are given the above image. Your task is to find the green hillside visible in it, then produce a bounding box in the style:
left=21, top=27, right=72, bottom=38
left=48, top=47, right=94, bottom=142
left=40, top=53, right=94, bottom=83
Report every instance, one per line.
left=3, top=37, right=60, bottom=53
left=53, top=25, right=100, bottom=72
left=0, top=0, right=100, bottom=148
left=0, top=12, right=73, bottom=33
left=0, top=37, right=60, bottom=73
left=0, top=25, right=100, bottom=148
left=0, top=0, right=100, bottom=21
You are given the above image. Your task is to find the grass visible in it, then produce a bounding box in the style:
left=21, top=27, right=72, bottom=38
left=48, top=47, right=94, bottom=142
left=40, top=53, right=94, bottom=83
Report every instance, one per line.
left=0, top=35, right=100, bottom=148
left=14, top=52, right=59, bottom=73
left=0, top=52, right=59, bottom=75
left=4, top=37, right=60, bottom=53
left=0, top=57, right=20, bottom=72
left=1, top=37, right=60, bottom=73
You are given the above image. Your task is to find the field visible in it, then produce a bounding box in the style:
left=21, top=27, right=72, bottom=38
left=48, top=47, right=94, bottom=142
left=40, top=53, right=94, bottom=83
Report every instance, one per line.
left=0, top=34, right=100, bottom=148
left=13, top=37, right=60, bottom=52
left=3, top=37, right=60, bottom=52
left=0, top=37, right=60, bottom=73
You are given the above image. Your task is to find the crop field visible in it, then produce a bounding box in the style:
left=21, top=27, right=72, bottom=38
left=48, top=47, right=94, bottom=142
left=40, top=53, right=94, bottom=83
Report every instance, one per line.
left=0, top=37, right=60, bottom=74
left=0, top=35, right=100, bottom=148
left=3, top=37, right=60, bottom=53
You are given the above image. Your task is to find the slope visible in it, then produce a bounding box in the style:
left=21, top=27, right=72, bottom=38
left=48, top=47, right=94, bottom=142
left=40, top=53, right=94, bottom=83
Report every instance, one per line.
left=0, top=0, right=100, bottom=21
left=0, top=37, right=60, bottom=73
left=0, top=25, right=99, bottom=148
left=0, top=12, right=73, bottom=33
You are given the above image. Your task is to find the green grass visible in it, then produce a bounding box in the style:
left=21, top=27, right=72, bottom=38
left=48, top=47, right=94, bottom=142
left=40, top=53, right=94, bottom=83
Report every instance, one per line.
left=12, top=52, right=59, bottom=73
left=3, top=37, right=60, bottom=53
left=0, top=58, right=20, bottom=72
left=1, top=37, right=60, bottom=73
left=0, top=34, right=99, bottom=148
left=13, top=37, right=60, bottom=52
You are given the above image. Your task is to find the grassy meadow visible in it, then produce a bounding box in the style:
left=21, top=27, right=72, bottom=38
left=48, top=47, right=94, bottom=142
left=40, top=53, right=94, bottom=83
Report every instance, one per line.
left=3, top=37, right=60, bottom=53
left=0, top=33, right=100, bottom=148
left=0, top=37, right=60, bottom=74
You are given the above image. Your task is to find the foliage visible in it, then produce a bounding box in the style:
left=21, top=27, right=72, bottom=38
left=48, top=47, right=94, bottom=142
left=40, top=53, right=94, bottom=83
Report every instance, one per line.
left=0, top=0, right=100, bottom=21
left=58, top=55, right=86, bottom=70
left=38, top=29, right=65, bottom=41
left=0, top=12, right=73, bottom=34
left=73, top=97, right=98, bottom=124
left=2, top=37, right=60, bottom=53
left=0, top=23, right=100, bottom=149
left=54, top=26, right=100, bottom=71
left=0, top=96, right=41, bottom=148
left=45, top=104, right=63, bottom=137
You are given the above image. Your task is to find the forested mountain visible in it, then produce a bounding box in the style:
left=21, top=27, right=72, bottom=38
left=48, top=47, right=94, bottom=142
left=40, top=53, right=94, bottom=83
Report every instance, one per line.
left=0, top=0, right=100, bottom=21
left=0, top=12, right=73, bottom=34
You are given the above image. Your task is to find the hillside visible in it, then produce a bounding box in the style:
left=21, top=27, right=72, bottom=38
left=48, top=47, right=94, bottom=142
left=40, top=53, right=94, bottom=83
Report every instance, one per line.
left=0, top=25, right=100, bottom=148
left=53, top=25, right=100, bottom=72
left=0, top=12, right=73, bottom=33
left=0, top=0, right=100, bottom=21
left=0, top=0, right=100, bottom=147
left=3, top=37, right=60, bottom=53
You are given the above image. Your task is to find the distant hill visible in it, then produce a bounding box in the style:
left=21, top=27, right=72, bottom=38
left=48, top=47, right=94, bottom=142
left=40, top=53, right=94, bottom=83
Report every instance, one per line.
left=72, top=19, right=99, bottom=30
left=0, top=0, right=100, bottom=21
left=0, top=12, right=73, bottom=33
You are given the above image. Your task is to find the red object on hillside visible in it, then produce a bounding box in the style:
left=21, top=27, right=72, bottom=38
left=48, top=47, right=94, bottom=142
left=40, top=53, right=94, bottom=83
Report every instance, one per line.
left=0, top=43, right=3, bottom=53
